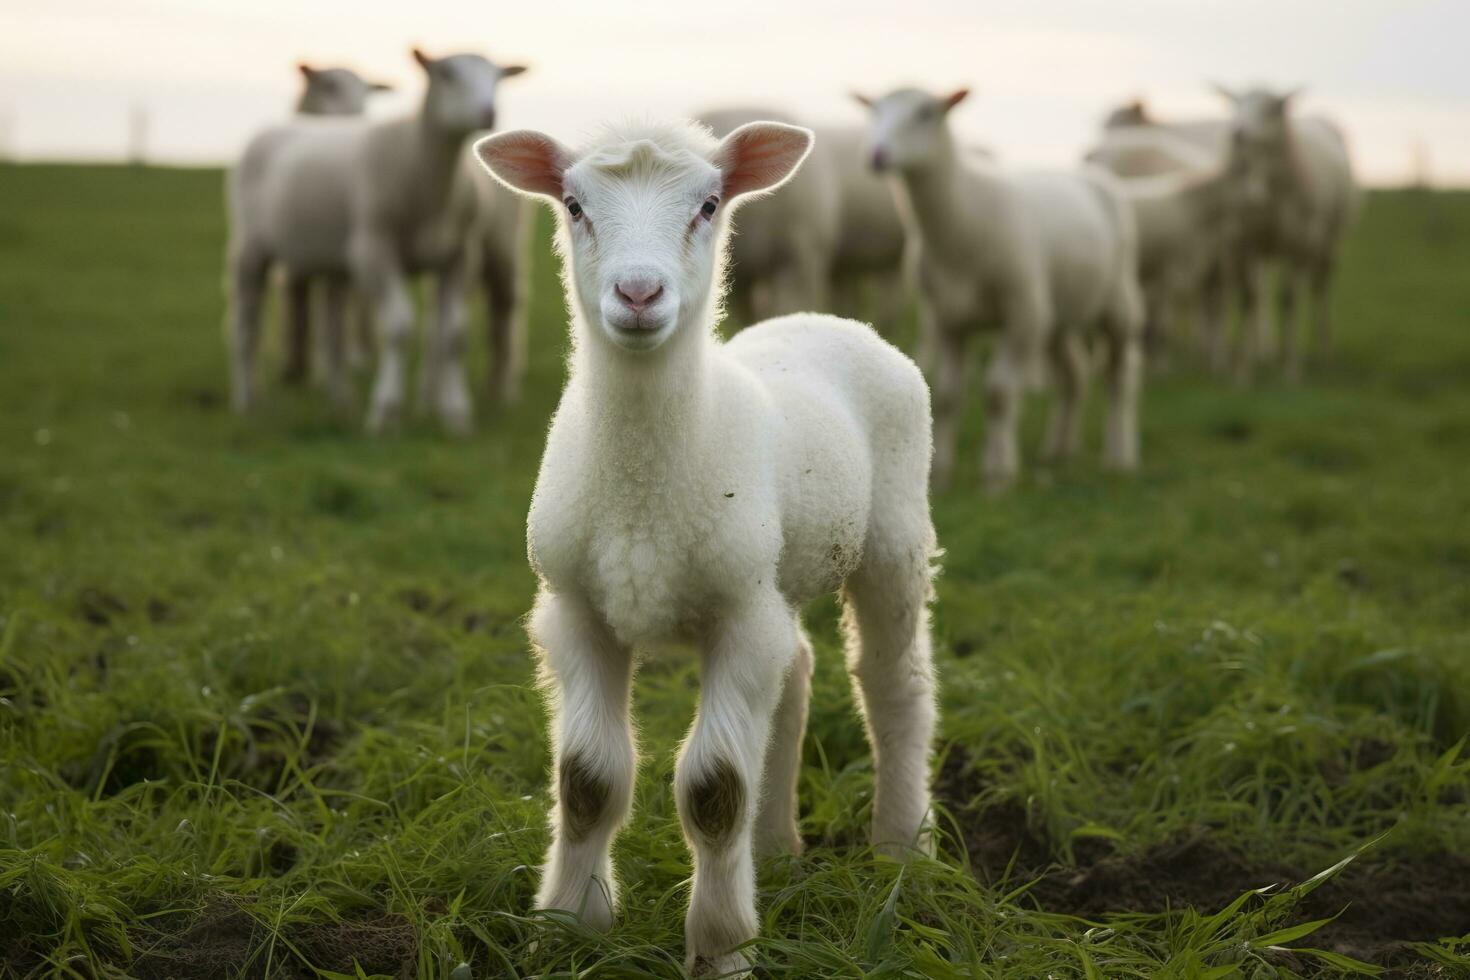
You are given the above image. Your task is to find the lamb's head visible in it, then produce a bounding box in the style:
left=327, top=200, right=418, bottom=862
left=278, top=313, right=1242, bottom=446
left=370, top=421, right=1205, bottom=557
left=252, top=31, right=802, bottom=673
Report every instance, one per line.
left=413, top=47, right=526, bottom=134
left=474, top=120, right=813, bottom=353
left=296, top=65, right=392, bottom=116
left=1215, top=83, right=1302, bottom=207
left=855, top=87, right=969, bottom=173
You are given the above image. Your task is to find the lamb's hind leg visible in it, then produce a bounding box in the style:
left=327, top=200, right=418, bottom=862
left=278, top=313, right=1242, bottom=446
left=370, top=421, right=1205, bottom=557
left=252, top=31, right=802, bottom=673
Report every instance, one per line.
left=282, top=275, right=312, bottom=386
left=1041, top=330, right=1089, bottom=462
left=529, top=592, right=636, bottom=932
left=842, top=522, right=937, bottom=859
left=679, top=593, right=796, bottom=977
left=224, top=242, right=270, bottom=414
left=1102, top=275, right=1145, bottom=471
left=753, top=624, right=812, bottom=859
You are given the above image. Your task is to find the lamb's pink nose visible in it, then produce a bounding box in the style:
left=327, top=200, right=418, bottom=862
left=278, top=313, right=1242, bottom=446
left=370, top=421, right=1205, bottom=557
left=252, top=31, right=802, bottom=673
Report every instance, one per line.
left=615, top=279, right=663, bottom=312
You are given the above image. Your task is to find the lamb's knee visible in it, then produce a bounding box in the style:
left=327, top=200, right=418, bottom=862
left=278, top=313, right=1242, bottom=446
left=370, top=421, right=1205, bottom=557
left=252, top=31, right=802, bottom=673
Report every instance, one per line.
left=681, top=757, right=745, bottom=847
left=559, top=751, right=614, bottom=841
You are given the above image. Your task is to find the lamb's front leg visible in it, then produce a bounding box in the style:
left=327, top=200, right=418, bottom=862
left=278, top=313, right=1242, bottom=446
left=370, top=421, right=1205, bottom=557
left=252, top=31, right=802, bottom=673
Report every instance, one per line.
left=679, top=594, right=796, bottom=977
left=529, top=592, right=636, bottom=931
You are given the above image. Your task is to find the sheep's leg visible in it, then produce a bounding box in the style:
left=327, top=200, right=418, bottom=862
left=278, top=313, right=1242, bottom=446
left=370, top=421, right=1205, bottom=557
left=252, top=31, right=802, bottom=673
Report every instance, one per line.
left=1278, top=263, right=1303, bottom=383
left=1235, top=260, right=1271, bottom=386
left=347, top=293, right=373, bottom=371
left=928, top=328, right=970, bottom=491
left=426, top=260, right=472, bottom=434
left=1041, top=330, right=1089, bottom=461
left=842, top=529, right=937, bottom=859
left=1200, top=261, right=1230, bottom=375
left=320, top=274, right=352, bottom=414
left=530, top=591, right=636, bottom=932
left=913, top=300, right=940, bottom=381
left=981, top=338, right=1027, bottom=493
left=356, top=236, right=414, bottom=434
left=484, top=250, right=527, bottom=406
left=752, top=624, right=811, bottom=859
left=679, top=594, right=796, bottom=977
left=224, top=244, right=270, bottom=414
left=1102, top=318, right=1144, bottom=472
left=281, top=276, right=312, bottom=386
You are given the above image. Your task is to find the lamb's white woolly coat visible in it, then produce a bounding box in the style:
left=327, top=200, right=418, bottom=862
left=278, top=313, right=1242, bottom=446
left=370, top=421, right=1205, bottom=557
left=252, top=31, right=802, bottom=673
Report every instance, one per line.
left=476, top=119, right=938, bottom=979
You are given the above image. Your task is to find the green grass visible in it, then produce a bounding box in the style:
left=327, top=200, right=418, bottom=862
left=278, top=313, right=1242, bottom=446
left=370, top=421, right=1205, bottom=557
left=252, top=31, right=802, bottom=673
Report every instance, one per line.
left=1, top=163, right=1468, bottom=979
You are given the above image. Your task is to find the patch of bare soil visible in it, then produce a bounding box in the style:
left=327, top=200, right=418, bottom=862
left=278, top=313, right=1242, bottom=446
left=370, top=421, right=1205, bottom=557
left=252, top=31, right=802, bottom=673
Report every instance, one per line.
left=127, top=898, right=417, bottom=980
left=937, top=748, right=1470, bottom=977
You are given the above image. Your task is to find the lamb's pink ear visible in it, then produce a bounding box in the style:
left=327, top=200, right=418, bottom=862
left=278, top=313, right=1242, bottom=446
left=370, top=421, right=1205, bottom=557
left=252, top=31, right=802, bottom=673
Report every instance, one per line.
left=715, top=122, right=814, bottom=201
left=942, top=88, right=970, bottom=113
left=474, top=130, right=571, bottom=199
left=412, top=47, right=435, bottom=71
left=297, top=63, right=316, bottom=80
left=499, top=64, right=528, bottom=79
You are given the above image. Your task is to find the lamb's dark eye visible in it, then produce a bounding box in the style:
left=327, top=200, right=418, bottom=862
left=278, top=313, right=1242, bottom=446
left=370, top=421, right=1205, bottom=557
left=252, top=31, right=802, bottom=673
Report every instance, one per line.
left=700, top=196, right=719, bottom=220
left=565, top=198, right=583, bottom=219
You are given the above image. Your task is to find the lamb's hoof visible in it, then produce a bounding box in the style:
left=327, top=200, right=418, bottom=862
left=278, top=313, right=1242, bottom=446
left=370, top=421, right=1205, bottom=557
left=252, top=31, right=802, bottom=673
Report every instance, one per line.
left=688, top=949, right=751, bottom=979
left=753, top=826, right=804, bottom=861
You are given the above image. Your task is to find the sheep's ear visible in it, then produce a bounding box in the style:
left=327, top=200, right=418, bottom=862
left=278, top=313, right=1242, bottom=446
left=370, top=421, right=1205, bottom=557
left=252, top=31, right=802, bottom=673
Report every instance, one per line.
left=1278, top=86, right=1305, bottom=109
left=369, top=81, right=394, bottom=94
left=851, top=91, right=874, bottom=109
left=1210, top=81, right=1241, bottom=105
left=412, top=47, right=435, bottom=71
left=499, top=64, right=528, bottom=79
left=475, top=129, right=571, bottom=199
left=298, top=63, right=317, bottom=80
left=715, top=122, right=814, bottom=201
left=942, top=88, right=970, bottom=113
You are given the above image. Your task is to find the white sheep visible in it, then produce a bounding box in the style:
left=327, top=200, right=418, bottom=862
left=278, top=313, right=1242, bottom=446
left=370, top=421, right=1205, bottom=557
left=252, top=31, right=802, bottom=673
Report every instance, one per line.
left=474, top=119, right=939, bottom=978
left=295, top=63, right=393, bottom=117
left=1096, top=91, right=1357, bottom=379
left=698, top=107, right=842, bottom=322
left=281, top=64, right=393, bottom=386
left=1214, top=85, right=1358, bottom=379
left=1112, top=161, right=1242, bottom=368
left=859, top=88, right=1145, bottom=490
left=224, top=48, right=525, bottom=430
left=446, top=151, right=533, bottom=405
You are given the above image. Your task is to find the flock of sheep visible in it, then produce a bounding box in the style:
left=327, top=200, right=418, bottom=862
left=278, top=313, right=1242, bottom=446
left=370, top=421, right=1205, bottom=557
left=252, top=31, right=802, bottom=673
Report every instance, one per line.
left=222, top=49, right=1357, bottom=977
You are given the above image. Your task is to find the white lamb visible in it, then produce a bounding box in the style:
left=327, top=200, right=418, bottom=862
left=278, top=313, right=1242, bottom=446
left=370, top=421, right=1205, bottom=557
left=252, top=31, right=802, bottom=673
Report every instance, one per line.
left=698, top=107, right=841, bottom=322
left=295, top=63, right=393, bottom=117
left=1097, top=90, right=1357, bottom=379
left=224, top=48, right=526, bottom=430
left=1214, top=85, right=1358, bottom=379
left=281, top=64, right=393, bottom=386
left=445, top=152, right=533, bottom=405
left=859, top=88, right=1144, bottom=490
left=474, top=119, right=939, bottom=977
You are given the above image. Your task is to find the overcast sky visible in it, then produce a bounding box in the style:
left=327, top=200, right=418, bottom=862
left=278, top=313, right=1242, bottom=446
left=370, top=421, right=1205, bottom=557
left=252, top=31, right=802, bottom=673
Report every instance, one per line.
left=2, top=0, right=1465, bottom=185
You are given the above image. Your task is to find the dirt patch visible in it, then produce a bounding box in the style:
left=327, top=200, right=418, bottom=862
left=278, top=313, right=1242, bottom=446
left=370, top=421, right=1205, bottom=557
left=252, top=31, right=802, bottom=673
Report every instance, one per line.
left=938, top=746, right=1470, bottom=974
left=128, top=899, right=417, bottom=980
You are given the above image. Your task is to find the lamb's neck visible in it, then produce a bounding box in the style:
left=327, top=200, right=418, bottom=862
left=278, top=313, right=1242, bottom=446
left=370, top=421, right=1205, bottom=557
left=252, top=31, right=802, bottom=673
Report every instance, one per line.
left=570, top=315, right=720, bottom=462
left=899, top=135, right=996, bottom=255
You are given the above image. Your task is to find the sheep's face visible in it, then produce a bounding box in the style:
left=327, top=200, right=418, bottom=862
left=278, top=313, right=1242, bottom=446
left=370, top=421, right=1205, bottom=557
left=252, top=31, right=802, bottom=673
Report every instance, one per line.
left=858, top=88, right=969, bottom=173
left=1217, top=85, right=1298, bottom=209
left=474, top=122, right=813, bottom=354
left=296, top=66, right=391, bottom=116
left=415, top=49, right=526, bottom=134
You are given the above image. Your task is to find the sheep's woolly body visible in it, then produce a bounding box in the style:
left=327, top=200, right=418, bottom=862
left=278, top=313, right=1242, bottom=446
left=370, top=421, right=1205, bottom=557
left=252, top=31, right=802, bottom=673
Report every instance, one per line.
left=866, top=88, right=1144, bottom=488
left=478, top=118, right=938, bottom=978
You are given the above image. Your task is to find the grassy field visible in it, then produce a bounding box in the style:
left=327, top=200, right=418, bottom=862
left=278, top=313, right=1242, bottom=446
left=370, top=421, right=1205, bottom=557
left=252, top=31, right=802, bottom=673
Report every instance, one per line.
left=1, top=162, right=1468, bottom=979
